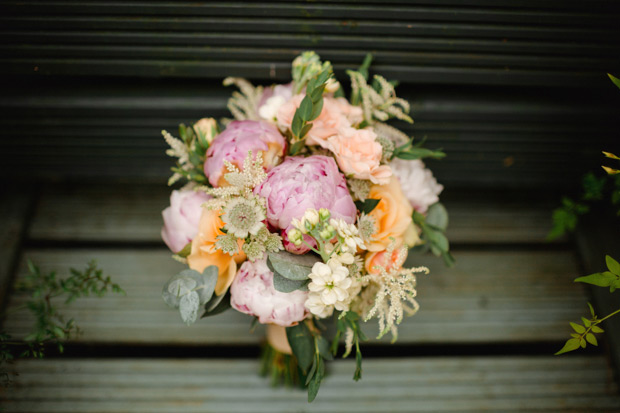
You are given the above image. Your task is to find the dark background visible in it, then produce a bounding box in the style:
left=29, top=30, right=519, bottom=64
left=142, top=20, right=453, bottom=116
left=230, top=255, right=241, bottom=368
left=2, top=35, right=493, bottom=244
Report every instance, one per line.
left=1, top=1, right=619, bottom=190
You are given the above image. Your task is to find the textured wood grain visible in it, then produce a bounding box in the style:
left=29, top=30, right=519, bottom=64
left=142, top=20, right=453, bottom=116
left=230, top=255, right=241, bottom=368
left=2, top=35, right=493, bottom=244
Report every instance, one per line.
left=2, top=248, right=585, bottom=344
left=1, top=357, right=618, bottom=412
left=27, top=184, right=560, bottom=244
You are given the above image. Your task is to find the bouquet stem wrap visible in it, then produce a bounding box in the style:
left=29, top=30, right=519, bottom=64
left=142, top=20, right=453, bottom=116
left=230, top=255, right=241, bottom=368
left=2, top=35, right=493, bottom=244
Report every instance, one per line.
left=267, top=324, right=293, bottom=354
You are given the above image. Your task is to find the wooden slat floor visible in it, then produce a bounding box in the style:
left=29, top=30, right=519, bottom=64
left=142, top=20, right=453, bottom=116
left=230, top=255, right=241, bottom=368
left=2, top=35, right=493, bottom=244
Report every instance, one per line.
left=1, top=183, right=619, bottom=412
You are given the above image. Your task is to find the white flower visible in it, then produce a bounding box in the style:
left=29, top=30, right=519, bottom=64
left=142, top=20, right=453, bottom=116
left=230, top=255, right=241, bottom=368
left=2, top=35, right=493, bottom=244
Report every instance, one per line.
left=259, top=95, right=287, bottom=121
left=308, top=259, right=352, bottom=306
left=330, top=218, right=366, bottom=251
left=305, top=294, right=334, bottom=318
left=390, top=158, right=443, bottom=213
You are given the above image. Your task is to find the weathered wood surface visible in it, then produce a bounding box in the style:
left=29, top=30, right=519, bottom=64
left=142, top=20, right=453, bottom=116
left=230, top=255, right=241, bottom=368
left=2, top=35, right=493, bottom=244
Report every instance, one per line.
left=3, top=248, right=584, bottom=344
left=28, top=184, right=560, bottom=244
left=2, top=357, right=619, bottom=412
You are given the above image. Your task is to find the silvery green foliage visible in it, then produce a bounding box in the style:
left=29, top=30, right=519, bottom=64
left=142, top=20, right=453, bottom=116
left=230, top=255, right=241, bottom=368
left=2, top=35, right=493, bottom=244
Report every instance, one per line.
left=162, top=266, right=218, bottom=325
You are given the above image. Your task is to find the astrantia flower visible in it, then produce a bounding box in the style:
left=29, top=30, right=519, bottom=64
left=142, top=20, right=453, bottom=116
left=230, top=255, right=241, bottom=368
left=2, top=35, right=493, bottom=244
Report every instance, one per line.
left=391, top=158, right=443, bottom=213
left=221, top=197, right=265, bottom=238
left=230, top=256, right=309, bottom=326
left=204, top=120, right=286, bottom=187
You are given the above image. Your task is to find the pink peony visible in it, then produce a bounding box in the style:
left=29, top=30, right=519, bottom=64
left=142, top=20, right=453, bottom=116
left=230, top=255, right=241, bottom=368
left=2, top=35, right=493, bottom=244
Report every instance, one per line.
left=255, top=156, right=357, bottom=252
left=326, top=126, right=392, bottom=185
left=391, top=158, right=444, bottom=213
left=230, top=256, right=309, bottom=327
left=204, top=120, right=286, bottom=187
left=276, top=95, right=361, bottom=148
left=161, top=189, right=211, bottom=253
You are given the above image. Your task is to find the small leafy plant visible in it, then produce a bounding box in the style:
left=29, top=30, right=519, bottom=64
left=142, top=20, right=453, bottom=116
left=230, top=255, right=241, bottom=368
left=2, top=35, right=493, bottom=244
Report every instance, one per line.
left=0, top=260, right=124, bottom=386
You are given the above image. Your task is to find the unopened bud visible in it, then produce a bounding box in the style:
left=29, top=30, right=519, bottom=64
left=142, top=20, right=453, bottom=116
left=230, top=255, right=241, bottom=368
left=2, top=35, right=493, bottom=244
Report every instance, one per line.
left=319, top=208, right=331, bottom=221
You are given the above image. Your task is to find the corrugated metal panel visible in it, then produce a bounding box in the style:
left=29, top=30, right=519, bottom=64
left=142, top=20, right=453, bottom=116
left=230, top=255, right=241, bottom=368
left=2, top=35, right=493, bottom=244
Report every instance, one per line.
left=1, top=80, right=617, bottom=188
left=0, top=1, right=619, bottom=86
left=2, top=357, right=619, bottom=412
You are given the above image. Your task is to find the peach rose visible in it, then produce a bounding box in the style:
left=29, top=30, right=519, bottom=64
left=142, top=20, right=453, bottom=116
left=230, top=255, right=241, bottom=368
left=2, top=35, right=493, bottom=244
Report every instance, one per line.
left=276, top=95, right=357, bottom=148
left=187, top=208, right=246, bottom=296
left=193, top=117, right=217, bottom=145
left=366, top=176, right=419, bottom=252
left=365, top=248, right=408, bottom=275
left=326, top=127, right=392, bottom=185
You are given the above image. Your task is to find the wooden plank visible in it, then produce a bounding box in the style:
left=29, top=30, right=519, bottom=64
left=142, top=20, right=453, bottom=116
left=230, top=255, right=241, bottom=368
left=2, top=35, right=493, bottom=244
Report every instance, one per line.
left=0, top=187, right=33, bottom=309
left=2, top=249, right=586, bottom=345
left=1, top=356, right=618, bottom=412
left=27, top=184, right=562, bottom=244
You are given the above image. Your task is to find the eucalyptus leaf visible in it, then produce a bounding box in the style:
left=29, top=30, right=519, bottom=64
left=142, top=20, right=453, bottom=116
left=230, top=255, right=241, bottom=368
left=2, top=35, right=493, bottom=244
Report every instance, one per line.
left=273, top=272, right=309, bottom=293
left=267, top=251, right=318, bottom=281
left=202, top=291, right=231, bottom=318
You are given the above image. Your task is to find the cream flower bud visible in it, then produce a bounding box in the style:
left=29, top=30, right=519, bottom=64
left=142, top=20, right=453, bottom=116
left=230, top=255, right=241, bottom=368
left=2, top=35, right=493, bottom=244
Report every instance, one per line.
left=319, top=208, right=331, bottom=221
left=303, top=209, right=320, bottom=226
left=324, top=77, right=341, bottom=94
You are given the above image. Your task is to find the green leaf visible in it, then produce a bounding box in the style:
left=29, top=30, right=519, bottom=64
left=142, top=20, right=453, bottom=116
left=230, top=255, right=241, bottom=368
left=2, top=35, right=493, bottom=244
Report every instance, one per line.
left=574, top=272, right=616, bottom=288
left=586, top=333, right=598, bottom=346
left=299, top=124, right=313, bottom=140
left=608, top=73, right=620, bottom=89
left=317, top=336, right=333, bottom=361
left=201, top=291, right=231, bottom=318
left=606, top=255, right=620, bottom=275
left=588, top=302, right=596, bottom=317
left=298, top=95, right=313, bottom=122
left=286, top=324, right=314, bottom=373
left=354, top=198, right=381, bottom=215
left=309, top=97, right=324, bottom=121
left=425, top=202, right=449, bottom=231
left=310, top=85, right=324, bottom=103
left=555, top=338, right=581, bottom=355
left=267, top=251, right=318, bottom=281
left=570, top=322, right=586, bottom=334
left=291, top=113, right=303, bottom=138
left=592, top=325, right=604, bottom=333
left=395, top=147, right=446, bottom=161
left=307, top=358, right=325, bottom=402
left=357, top=53, right=373, bottom=80
left=581, top=317, right=591, bottom=327
left=289, top=139, right=306, bottom=156
left=176, top=243, right=192, bottom=258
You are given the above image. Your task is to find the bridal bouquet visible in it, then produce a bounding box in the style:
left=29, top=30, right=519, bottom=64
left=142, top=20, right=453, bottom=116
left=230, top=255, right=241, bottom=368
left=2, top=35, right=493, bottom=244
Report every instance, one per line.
left=160, top=52, right=451, bottom=401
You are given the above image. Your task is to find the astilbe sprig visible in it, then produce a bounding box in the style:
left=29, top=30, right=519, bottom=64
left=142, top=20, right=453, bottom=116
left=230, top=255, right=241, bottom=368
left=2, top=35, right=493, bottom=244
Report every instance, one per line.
left=223, top=77, right=264, bottom=121
left=361, top=241, right=429, bottom=341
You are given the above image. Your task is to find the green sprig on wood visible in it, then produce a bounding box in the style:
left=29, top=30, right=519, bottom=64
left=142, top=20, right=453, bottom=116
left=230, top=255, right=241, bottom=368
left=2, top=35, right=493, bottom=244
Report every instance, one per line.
left=1, top=260, right=124, bottom=386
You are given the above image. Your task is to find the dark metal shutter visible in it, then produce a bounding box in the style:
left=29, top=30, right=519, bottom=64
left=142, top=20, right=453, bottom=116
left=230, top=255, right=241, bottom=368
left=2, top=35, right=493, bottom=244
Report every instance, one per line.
left=1, top=1, right=619, bottom=188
